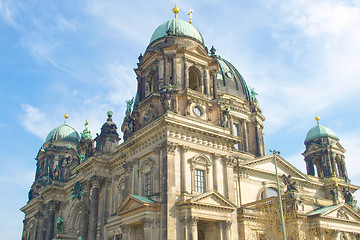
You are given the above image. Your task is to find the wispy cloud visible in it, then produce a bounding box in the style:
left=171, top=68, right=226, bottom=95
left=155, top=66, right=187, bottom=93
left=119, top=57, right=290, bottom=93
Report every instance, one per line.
left=20, top=104, right=51, bottom=140
left=0, top=1, right=18, bottom=28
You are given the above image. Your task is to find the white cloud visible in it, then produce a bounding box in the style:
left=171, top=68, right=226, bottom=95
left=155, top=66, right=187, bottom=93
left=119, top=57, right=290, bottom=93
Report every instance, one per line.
left=56, top=15, right=77, bottom=31
left=20, top=104, right=51, bottom=140
left=0, top=1, right=18, bottom=28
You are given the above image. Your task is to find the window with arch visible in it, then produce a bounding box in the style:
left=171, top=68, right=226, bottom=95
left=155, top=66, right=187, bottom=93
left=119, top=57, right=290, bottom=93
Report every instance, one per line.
left=261, top=187, right=278, bottom=199
left=189, top=67, right=199, bottom=91
left=188, top=155, right=211, bottom=194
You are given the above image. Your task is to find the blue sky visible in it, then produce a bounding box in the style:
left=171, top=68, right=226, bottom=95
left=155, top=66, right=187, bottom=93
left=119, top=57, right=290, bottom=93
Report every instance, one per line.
left=1, top=0, right=360, bottom=238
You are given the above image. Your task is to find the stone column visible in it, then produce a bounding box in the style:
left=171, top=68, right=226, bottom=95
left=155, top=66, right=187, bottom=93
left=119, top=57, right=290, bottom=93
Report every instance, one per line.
left=187, top=217, right=198, bottom=240
left=216, top=221, right=224, bottom=240
left=153, top=147, right=161, bottom=197
left=222, top=221, right=232, bottom=240
left=80, top=181, right=90, bottom=240
left=152, top=219, right=160, bottom=240
left=88, top=177, right=101, bottom=240
left=212, top=70, right=218, bottom=99
left=243, top=121, right=249, bottom=152
left=224, top=157, right=235, bottom=201
left=142, top=218, right=152, bottom=240
left=203, top=66, right=209, bottom=95
left=120, top=224, right=128, bottom=240
left=40, top=205, right=48, bottom=240
left=164, top=54, right=168, bottom=85
left=34, top=212, right=43, bottom=240
left=100, top=179, right=111, bottom=240
left=212, top=154, right=220, bottom=191
left=180, top=145, right=189, bottom=193
left=172, top=54, right=177, bottom=85
left=255, top=123, right=262, bottom=157
left=180, top=217, right=188, bottom=240
left=45, top=201, right=56, bottom=240
left=183, top=57, right=188, bottom=88
left=133, top=159, right=139, bottom=195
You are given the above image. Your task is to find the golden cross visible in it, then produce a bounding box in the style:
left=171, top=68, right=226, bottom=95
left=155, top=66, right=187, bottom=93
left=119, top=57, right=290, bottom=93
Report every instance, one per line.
left=188, top=9, right=193, bottom=24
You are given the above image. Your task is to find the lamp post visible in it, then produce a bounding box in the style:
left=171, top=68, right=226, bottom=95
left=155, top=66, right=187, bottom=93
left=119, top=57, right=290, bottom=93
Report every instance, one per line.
left=270, top=150, right=286, bottom=240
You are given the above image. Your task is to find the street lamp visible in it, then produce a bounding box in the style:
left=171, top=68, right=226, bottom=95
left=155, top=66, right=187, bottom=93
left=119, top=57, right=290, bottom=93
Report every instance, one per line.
left=270, top=149, right=287, bottom=240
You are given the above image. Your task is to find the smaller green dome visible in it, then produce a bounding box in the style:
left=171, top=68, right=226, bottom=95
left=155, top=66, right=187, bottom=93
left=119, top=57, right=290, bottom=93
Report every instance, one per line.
left=150, top=18, right=204, bottom=44
left=45, top=124, right=80, bottom=144
left=305, top=124, right=339, bottom=143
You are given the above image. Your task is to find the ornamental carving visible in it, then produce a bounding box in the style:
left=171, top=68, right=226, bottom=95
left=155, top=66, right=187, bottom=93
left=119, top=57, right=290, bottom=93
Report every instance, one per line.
left=141, top=218, right=152, bottom=228
left=162, top=142, right=178, bottom=156
left=337, top=208, right=349, bottom=220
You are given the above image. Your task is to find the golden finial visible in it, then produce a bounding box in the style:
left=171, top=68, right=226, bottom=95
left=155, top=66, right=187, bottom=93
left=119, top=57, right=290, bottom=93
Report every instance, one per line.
left=332, top=172, right=340, bottom=187
left=64, top=113, right=69, bottom=124
left=188, top=9, right=193, bottom=24
left=315, top=116, right=320, bottom=125
left=173, top=4, right=180, bottom=18
left=84, top=119, right=89, bottom=128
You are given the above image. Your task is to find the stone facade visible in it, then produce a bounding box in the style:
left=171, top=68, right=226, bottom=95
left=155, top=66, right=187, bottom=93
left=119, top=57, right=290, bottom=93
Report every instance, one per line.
left=21, top=12, right=360, bottom=240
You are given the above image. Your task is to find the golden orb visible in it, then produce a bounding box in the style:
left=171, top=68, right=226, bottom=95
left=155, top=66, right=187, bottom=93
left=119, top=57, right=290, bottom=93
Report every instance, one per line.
left=315, top=116, right=320, bottom=121
left=64, top=113, right=69, bottom=119
left=172, top=5, right=180, bottom=14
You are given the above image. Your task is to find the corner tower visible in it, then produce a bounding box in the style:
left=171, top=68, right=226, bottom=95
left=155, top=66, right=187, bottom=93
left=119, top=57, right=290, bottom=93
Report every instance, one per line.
left=303, top=117, right=348, bottom=180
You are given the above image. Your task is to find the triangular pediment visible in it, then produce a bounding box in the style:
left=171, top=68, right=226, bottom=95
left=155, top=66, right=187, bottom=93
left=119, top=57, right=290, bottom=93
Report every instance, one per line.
left=185, top=190, right=236, bottom=209
left=306, top=143, right=322, bottom=153
left=241, top=155, right=307, bottom=180
left=323, top=204, right=360, bottom=221
left=187, top=45, right=209, bottom=57
left=308, top=204, right=360, bottom=222
left=116, top=194, right=156, bottom=215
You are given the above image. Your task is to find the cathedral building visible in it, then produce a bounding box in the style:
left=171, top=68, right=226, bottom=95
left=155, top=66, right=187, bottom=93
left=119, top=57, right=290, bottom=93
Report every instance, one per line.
left=21, top=6, right=360, bottom=240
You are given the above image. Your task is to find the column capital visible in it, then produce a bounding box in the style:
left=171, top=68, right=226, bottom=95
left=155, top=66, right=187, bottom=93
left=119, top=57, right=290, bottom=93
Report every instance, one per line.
left=212, top=153, right=222, bottom=160
left=221, top=220, right=232, bottom=229
left=120, top=224, right=128, bottom=234
left=141, top=218, right=152, bottom=228
left=153, top=218, right=161, bottom=228
left=48, top=200, right=58, bottom=210
left=186, top=216, right=199, bottom=226
left=161, top=142, right=178, bottom=156
left=180, top=145, right=190, bottom=153
left=90, top=176, right=101, bottom=187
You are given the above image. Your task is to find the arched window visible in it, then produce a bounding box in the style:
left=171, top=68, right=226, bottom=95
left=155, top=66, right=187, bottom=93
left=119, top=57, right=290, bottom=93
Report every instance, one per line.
left=189, top=67, right=199, bottom=91
left=313, top=158, right=324, bottom=178
left=261, top=187, right=278, bottom=199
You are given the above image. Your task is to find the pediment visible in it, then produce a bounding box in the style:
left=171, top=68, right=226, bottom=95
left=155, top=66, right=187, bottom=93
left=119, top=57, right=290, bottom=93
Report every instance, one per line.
left=308, top=204, right=360, bottom=222
left=332, top=141, right=346, bottom=152
left=185, top=190, right=236, bottom=210
left=306, top=143, right=322, bottom=153
left=323, top=204, right=360, bottom=221
left=116, top=194, right=156, bottom=215
left=186, top=45, right=208, bottom=57
left=241, top=155, right=307, bottom=180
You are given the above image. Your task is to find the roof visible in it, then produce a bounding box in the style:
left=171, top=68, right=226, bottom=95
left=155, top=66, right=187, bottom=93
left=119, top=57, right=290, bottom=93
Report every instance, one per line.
left=305, top=124, right=339, bottom=143
left=307, top=204, right=339, bottom=216
left=45, top=124, right=80, bottom=144
left=150, top=18, right=204, bottom=44
left=216, top=56, right=251, bottom=100
left=129, top=194, right=155, bottom=203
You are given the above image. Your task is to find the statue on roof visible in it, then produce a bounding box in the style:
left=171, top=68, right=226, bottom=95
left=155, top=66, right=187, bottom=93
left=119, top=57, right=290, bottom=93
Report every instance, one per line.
left=282, top=174, right=298, bottom=192
left=249, top=87, right=258, bottom=102
left=125, top=97, right=134, bottom=114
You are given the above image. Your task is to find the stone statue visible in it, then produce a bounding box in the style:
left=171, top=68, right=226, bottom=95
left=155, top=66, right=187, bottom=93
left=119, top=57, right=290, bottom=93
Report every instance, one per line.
left=121, top=110, right=132, bottom=140
left=282, top=174, right=298, bottom=192
left=56, top=217, right=64, bottom=234
left=125, top=97, right=134, bottom=114
left=249, top=87, right=258, bottom=102
left=221, top=106, right=230, bottom=128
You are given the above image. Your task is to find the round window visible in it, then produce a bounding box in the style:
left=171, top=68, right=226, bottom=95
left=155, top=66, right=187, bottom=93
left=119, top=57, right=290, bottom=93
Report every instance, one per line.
left=225, top=71, right=233, bottom=78
left=193, top=106, right=202, bottom=117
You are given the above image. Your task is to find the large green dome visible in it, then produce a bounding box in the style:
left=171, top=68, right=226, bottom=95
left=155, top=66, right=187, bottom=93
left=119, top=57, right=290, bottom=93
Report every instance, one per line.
left=216, top=56, right=251, bottom=100
left=45, top=124, right=80, bottom=144
left=305, top=124, right=339, bottom=143
left=150, top=18, right=204, bottom=44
